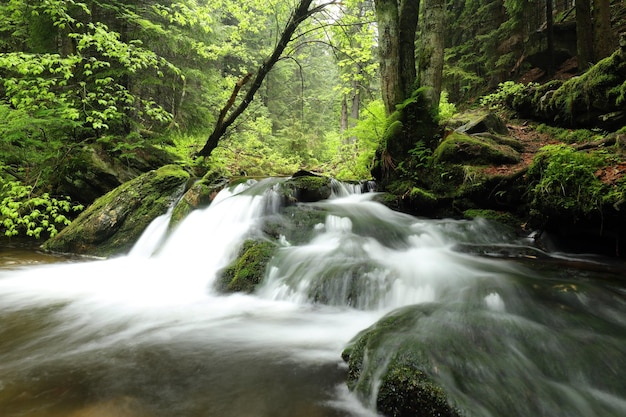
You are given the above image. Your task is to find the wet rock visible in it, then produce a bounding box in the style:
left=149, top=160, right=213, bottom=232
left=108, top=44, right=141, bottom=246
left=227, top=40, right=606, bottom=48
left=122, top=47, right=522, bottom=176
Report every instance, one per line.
left=216, top=239, right=277, bottom=293
left=342, top=305, right=462, bottom=417
left=279, top=173, right=332, bottom=203
left=43, top=165, right=189, bottom=257
left=170, top=173, right=229, bottom=227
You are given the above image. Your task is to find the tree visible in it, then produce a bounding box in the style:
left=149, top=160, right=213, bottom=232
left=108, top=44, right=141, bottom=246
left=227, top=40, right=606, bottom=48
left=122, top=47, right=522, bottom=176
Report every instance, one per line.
left=576, top=0, right=594, bottom=70
left=197, top=0, right=337, bottom=158
left=418, top=0, right=446, bottom=108
left=592, top=0, right=614, bottom=61
left=374, top=0, right=420, bottom=115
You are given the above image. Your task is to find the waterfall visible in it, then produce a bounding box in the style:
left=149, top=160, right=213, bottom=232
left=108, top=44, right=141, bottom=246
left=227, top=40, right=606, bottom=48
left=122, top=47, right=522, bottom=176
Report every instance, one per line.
left=0, top=178, right=624, bottom=417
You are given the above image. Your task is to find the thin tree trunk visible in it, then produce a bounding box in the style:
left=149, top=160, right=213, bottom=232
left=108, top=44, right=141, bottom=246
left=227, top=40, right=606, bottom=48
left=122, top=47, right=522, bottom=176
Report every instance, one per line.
left=592, top=0, right=614, bottom=61
left=340, top=95, right=349, bottom=134
left=546, top=0, right=555, bottom=76
left=576, top=0, right=594, bottom=70
left=197, top=0, right=333, bottom=158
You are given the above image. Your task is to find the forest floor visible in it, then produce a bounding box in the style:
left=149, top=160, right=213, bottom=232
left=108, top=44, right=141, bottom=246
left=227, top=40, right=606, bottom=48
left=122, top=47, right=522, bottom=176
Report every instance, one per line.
left=481, top=114, right=626, bottom=187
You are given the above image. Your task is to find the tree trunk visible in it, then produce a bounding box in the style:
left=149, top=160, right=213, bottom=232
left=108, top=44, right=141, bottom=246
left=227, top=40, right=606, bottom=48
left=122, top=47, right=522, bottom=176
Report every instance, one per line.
left=576, top=0, right=594, bottom=70
left=546, top=0, right=555, bottom=76
left=592, top=0, right=614, bottom=61
left=374, top=0, right=420, bottom=115
left=340, top=95, right=349, bottom=134
left=418, top=0, right=445, bottom=109
left=197, top=0, right=332, bottom=158
left=375, top=0, right=403, bottom=115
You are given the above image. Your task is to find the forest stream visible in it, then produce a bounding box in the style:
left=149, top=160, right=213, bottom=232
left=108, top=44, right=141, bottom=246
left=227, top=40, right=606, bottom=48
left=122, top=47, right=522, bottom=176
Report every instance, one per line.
left=1, top=179, right=625, bottom=417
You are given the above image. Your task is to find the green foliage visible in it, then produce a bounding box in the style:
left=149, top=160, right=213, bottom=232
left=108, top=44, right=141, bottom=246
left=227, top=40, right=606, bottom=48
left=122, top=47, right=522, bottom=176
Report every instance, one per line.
left=329, top=99, right=387, bottom=179
left=438, top=91, right=457, bottom=120
left=0, top=179, right=83, bottom=238
left=527, top=144, right=608, bottom=218
left=535, top=124, right=603, bottom=144
left=479, top=81, right=531, bottom=109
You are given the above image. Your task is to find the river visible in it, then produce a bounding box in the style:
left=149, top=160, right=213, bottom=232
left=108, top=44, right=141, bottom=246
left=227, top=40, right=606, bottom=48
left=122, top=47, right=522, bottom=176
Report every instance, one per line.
left=1, top=179, right=625, bottom=417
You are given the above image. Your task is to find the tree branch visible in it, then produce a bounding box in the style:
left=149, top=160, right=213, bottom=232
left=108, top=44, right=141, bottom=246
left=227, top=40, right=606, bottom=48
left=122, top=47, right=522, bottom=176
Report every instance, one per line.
left=197, top=0, right=337, bottom=158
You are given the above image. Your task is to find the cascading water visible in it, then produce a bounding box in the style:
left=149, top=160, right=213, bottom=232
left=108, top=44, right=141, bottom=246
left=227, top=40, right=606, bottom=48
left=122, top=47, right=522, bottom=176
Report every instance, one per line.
left=0, top=179, right=624, bottom=417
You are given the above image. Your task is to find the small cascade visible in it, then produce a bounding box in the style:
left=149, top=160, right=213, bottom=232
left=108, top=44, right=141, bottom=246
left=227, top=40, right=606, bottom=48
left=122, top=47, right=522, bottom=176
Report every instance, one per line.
left=0, top=176, right=624, bottom=417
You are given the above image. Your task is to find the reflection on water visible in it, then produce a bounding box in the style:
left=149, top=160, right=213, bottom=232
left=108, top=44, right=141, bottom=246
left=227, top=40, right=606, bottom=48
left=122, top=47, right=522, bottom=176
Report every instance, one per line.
left=0, top=181, right=625, bottom=417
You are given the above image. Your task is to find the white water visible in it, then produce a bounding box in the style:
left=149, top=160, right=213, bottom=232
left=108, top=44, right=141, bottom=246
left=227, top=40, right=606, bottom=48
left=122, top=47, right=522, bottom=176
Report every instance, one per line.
left=0, top=179, right=625, bottom=417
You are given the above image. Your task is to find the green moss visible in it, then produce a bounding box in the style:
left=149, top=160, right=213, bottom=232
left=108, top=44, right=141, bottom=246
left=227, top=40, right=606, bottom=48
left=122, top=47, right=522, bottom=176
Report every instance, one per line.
left=279, top=175, right=332, bottom=203
left=535, top=124, right=602, bottom=143
left=548, top=51, right=626, bottom=124
left=217, top=240, right=277, bottom=293
left=382, top=120, right=404, bottom=148
left=44, top=164, right=189, bottom=257
left=526, top=144, right=608, bottom=219
left=342, top=305, right=461, bottom=417
left=433, top=132, right=520, bottom=165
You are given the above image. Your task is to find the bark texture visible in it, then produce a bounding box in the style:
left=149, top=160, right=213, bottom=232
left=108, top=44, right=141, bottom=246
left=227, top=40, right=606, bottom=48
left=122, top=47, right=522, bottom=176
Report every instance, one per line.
left=374, top=0, right=420, bottom=115
left=418, top=0, right=445, bottom=108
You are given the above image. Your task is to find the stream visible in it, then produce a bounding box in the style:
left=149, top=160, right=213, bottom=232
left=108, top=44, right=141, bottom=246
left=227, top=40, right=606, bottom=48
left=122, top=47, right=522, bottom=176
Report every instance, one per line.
left=1, top=179, right=625, bottom=417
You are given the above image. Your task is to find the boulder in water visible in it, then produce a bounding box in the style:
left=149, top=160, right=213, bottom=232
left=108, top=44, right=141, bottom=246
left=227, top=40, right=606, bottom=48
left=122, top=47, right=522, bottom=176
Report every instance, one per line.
left=216, top=239, right=277, bottom=293
left=279, top=173, right=332, bottom=203
left=43, top=165, right=189, bottom=257
left=342, top=305, right=462, bottom=417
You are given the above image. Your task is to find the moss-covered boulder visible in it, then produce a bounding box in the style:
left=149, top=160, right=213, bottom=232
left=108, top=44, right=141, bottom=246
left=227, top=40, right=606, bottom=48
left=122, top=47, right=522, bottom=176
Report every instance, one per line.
left=343, top=297, right=626, bottom=417
left=512, top=49, right=626, bottom=129
left=446, top=110, right=509, bottom=136
left=55, top=143, right=177, bottom=205
left=216, top=239, right=277, bottom=293
left=43, top=164, right=189, bottom=257
left=279, top=172, right=333, bottom=203
left=433, top=131, right=521, bottom=165
left=342, top=305, right=462, bottom=417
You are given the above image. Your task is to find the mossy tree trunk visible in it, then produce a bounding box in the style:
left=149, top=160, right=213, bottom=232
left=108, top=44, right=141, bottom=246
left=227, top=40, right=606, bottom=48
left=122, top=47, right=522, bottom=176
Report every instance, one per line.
left=374, top=0, right=420, bottom=115
left=418, top=0, right=446, bottom=108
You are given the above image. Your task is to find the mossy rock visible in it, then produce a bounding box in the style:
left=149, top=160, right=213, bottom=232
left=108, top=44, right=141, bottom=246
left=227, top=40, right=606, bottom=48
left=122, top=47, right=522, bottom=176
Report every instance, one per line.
left=279, top=173, right=332, bottom=203
left=43, top=164, right=189, bottom=257
left=262, top=204, right=328, bottom=245
left=511, top=50, right=626, bottom=129
left=343, top=299, right=626, bottom=416
left=55, top=143, right=177, bottom=205
left=448, top=110, right=509, bottom=135
left=217, top=239, right=277, bottom=293
left=170, top=173, right=229, bottom=226
left=433, top=131, right=520, bottom=165
left=342, top=305, right=462, bottom=417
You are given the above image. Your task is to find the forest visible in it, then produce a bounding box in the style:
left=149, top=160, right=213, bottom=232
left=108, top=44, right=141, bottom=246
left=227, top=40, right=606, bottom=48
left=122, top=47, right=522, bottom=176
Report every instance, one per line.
left=0, top=0, right=625, bottom=243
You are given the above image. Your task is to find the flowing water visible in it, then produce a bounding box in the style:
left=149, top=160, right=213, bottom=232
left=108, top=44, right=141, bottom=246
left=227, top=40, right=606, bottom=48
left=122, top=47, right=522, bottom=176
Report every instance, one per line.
left=0, top=179, right=625, bottom=417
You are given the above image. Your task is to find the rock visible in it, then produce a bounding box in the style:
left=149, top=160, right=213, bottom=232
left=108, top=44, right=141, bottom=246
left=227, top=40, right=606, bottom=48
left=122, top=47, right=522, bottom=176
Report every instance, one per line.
left=342, top=305, right=462, bottom=417
left=447, top=110, right=509, bottom=135
left=170, top=173, right=228, bottom=227
left=216, top=239, right=277, bottom=293
left=43, top=165, right=189, bottom=257
left=55, top=143, right=177, bottom=205
left=279, top=174, right=332, bottom=203
left=433, top=131, right=520, bottom=165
